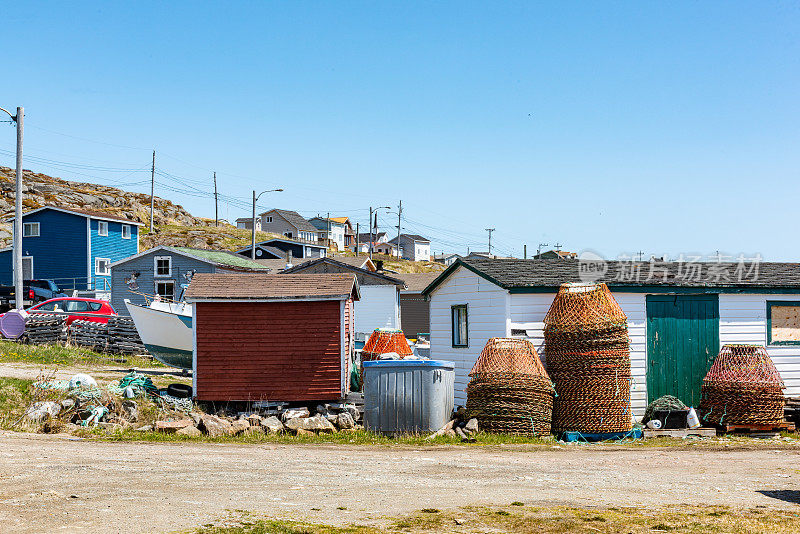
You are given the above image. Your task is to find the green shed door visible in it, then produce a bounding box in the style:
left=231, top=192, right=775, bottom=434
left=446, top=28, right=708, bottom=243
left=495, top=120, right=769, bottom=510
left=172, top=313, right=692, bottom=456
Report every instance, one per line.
left=646, top=294, right=720, bottom=407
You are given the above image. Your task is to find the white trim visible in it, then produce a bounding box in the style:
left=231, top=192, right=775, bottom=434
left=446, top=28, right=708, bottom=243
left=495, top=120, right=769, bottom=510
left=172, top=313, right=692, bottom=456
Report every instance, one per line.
left=22, top=222, right=39, bottom=237
left=340, top=299, right=346, bottom=396
left=154, top=279, right=176, bottom=300
left=98, top=221, right=108, bottom=237
left=86, top=218, right=92, bottom=290
left=185, top=295, right=351, bottom=303
left=192, top=308, right=197, bottom=396
left=95, top=257, right=111, bottom=276
left=121, top=224, right=131, bottom=240
left=5, top=206, right=145, bottom=226
left=154, top=255, right=172, bottom=277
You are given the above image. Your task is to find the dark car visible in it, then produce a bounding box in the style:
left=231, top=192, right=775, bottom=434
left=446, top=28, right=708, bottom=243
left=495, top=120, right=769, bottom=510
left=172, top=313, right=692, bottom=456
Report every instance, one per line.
left=0, top=279, right=69, bottom=311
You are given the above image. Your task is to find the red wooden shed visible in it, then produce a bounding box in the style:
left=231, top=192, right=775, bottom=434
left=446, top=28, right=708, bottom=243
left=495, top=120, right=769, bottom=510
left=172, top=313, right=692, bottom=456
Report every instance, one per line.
left=184, top=272, right=359, bottom=402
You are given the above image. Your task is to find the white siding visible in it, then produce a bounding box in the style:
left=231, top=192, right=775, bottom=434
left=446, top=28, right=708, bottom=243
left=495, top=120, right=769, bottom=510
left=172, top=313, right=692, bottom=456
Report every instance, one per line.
left=510, top=292, right=648, bottom=419
left=354, top=285, right=400, bottom=335
left=720, top=294, right=800, bottom=397
left=428, top=268, right=510, bottom=404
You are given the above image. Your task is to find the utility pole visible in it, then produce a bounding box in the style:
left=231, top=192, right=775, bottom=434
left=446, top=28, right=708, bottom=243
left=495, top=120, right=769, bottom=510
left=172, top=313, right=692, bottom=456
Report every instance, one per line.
left=537, top=243, right=549, bottom=256
left=213, top=172, right=218, bottom=227
left=524, top=244, right=527, bottom=259
left=251, top=188, right=283, bottom=260
left=149, top=150, right=155, bottom=233
left=0, top=106, right=23, bottom=307
left=395, top=200, right=402, bottom=259
left=327, top=211, right=331, bottom=250
left=485, top=228, right=495, bottom=256
left=369, top=207, right=373, bottom=259
left=355, top=222, right=360, bottom=256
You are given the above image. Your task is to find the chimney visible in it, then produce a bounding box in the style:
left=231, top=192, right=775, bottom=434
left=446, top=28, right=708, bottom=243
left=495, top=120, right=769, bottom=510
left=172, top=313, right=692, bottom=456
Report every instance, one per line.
left=375, top=260, right=384, bottom=272
left=285, top=249, right=293, bottom=269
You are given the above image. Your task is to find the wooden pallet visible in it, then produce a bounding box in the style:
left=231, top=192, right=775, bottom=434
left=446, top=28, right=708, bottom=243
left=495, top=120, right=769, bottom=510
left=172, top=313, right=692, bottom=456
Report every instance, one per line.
left=644, top=427, right=717, bottom=439
left=721, top=422, right=795, bottom=434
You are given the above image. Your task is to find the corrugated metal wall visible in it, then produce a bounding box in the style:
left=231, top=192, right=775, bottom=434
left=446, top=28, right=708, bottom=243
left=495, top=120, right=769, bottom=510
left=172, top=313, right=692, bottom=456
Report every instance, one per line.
left=194, top=300, right=344, bottom=401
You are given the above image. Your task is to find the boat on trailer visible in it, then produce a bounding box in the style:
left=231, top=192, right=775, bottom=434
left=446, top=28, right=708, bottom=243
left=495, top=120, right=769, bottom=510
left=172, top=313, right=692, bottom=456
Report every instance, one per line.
left=125, top=299, right=193, bottom=370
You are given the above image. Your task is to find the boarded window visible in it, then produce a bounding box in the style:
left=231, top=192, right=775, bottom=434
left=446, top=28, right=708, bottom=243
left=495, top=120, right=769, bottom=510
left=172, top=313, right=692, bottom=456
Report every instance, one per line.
left=451, top=304, right=468, bottom=347
left=768, top=301, right=800, bottom=345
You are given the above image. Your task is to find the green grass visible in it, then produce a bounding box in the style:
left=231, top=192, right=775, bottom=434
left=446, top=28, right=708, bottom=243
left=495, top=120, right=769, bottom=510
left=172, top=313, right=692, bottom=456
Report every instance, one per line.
left=0, top=339, right=163, bottom=368
left=0, top=377, right=34, bottom=429
left=191, top=505, right=800, bottom=533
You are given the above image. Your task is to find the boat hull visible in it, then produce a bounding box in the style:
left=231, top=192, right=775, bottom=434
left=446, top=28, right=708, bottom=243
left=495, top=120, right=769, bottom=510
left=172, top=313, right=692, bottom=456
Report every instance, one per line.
left=126, top=301, right=193, bottom=370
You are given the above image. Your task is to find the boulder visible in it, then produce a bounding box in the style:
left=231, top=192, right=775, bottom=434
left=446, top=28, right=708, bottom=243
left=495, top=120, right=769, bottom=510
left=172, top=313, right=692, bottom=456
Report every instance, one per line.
left=260, top=416, right=285, bottom=434
left=199, top=414, right=234, bottom=437
left=155, top=420, right=194, bottom=433
left=176, top=425, right=202, bottom=437
left=337, top=412, right=356, bottom=430
left=188, top=412, right=202, bottom=426
left=285, top=415, right=336, bottom=434
left=231, top=418, right=251, bottom=435
left=465, top=418, right=479, bottom=433
left=295, top=428, right=314, bottom=436
left=282, top=407, right=310, bottom=422
left=343, top=404, right=360, bottom=422
left=246, top=414, right=262, bottom=427
left=25, top=401, right=60, bottom=422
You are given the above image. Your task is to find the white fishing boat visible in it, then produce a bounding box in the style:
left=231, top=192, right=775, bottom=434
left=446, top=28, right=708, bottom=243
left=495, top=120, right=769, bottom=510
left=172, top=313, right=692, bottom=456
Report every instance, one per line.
left=125, top=299, right=193, bottom=370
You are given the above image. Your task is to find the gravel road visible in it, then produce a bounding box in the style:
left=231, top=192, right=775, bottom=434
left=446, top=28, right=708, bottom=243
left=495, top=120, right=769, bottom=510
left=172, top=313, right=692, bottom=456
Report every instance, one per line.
left=1, top=431, right=799, bottom=533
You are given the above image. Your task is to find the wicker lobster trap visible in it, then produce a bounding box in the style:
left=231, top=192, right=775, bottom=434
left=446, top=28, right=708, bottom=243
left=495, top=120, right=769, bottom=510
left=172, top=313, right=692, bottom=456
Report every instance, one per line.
left=465, top=338, right=554, bottom=436
left=544, top=282, right=632, bottom=434
left=698, top=344, right=785, bottom=426
left=361, top=328, right=413, bottom=361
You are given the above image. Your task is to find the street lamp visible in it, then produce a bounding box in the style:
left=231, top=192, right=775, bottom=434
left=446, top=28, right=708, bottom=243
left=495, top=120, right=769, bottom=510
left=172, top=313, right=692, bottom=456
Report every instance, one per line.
left=1, top=106, right=23, bottom=308
left=251, top=188, right=283, bottom=260
left=369, top=205, right=391, bottom=260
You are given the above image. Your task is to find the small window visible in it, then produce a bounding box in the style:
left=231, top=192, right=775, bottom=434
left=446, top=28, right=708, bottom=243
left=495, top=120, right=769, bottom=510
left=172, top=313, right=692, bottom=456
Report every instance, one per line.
left=36, top=301, right=58, bottom=311
left=767, top=301, right=800, bottom=346
left=284, top=231, right=293, bottom=239
left=98, top=221, right=108, bottom=236
left=88, top=302, right=103, bottom=312
left=451, top=304, right=468, bottom=347
left=65, top=300, right=89, bottom=312
left=95, top=258, right=111, bottom=276
left=154, top=256, right=172, bottom=277
left=22, top=222, right=40, bottom=237
left=155, top=280, right=175, bottom=301
left=265, top=216, right=273, bottom=223
left=121, top=225, right=131, bottom=239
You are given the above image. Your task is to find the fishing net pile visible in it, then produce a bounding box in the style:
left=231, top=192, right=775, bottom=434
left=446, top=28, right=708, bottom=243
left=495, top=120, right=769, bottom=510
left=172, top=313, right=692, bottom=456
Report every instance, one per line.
left=361, top=329, right=412, bottom=361
left=465, top=338, right=554, bottom=435
left=698, top=344, right=785, bottom=426
left=544, top=282, right=632, bottom=434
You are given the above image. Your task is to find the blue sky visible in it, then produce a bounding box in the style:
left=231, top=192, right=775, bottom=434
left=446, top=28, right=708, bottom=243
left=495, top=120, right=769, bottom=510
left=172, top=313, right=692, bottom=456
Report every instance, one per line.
left=1, top=3, right=798, bottom=260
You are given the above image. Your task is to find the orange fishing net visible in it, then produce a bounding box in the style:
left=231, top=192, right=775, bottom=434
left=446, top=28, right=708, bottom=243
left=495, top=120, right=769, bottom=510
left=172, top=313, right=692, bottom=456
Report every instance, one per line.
left=361, top=328, right=413, bottom=361
left=466, top=338, right=554, bottom=436
left=544, top=282, right=632, bottom=434
left=699, top=344, right=785, bottom=426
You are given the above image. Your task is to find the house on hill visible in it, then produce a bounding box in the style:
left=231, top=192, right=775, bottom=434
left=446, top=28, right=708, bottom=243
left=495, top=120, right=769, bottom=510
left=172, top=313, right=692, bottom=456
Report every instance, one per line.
left=533, top=249, right=578, bottom=259
left=423, top=257, right=800, bottom=418
left=257, top=209, right=319, bottom=243
left=237, top=237, right=327, bottom=261
left=308, top=216, right=346, bottom=251
left=389, top=234, right=431, bottom=261
left=0, top=206, right=142, bottom=296
left=109, top=246, right=267, bottom=314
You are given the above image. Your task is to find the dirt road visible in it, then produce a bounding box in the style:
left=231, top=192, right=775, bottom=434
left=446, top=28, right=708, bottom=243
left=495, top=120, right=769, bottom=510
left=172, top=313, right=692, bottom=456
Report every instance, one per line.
left=1, top=432, right=799, bottom=533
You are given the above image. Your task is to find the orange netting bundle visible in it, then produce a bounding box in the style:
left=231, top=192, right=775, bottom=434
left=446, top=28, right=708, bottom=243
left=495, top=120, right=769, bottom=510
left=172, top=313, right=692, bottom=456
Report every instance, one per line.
left=698, top=344, right=785, bottom=426
left=544, top=282, right=632, bottom=434
left=361, top=328, right=413, bottom=361
left=466, top=338, right=554, bottom=436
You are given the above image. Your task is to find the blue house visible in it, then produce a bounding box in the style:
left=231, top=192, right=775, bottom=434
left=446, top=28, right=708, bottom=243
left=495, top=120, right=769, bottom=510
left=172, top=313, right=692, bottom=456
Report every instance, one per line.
left=0, top=206, right=143, bottom=294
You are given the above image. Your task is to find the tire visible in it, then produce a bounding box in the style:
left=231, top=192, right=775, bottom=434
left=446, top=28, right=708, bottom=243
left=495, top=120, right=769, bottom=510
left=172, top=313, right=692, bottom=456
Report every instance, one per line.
left=166, top=383, right=192, bottom=399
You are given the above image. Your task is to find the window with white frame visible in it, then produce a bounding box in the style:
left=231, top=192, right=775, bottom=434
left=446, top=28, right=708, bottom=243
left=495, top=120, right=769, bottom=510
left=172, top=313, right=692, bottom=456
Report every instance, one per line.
left=95, top=258, right=111, bottom=276
left=451, top=304, right=469, bottom=347
left=121, top=225, right=131, bottom=239
left=155, top=280, right=175, bottom=301
left=154, top=256, right=172, bottom=277
left=22, top=222, right=40, bottom=237
left=98, top=221, right=108, bottom=236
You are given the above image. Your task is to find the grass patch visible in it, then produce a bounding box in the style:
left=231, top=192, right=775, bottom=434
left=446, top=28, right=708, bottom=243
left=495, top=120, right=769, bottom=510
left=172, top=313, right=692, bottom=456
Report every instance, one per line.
left=192, top=504, right=800, bottom=533
left=0, top=339, right=163, bottom=369
left=0, top=377, right=34, bottom=429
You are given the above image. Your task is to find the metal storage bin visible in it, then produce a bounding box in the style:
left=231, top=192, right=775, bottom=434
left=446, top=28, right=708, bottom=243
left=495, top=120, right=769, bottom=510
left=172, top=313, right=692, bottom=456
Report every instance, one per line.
left=363, top=360, right=455, bottom=433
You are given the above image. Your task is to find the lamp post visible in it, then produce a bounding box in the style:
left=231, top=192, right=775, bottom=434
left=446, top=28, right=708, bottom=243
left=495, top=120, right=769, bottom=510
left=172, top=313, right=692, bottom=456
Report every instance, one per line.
left=369, top=205, right=391, bottom=260
left=1, top=107, right=23, bottom=308
left=251, top=188, right=283, bottom=260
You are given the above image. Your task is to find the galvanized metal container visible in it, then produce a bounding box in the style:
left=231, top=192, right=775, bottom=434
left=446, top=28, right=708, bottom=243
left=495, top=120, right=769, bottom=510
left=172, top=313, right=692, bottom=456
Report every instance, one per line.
left=363, top=360, right=455, bottom=433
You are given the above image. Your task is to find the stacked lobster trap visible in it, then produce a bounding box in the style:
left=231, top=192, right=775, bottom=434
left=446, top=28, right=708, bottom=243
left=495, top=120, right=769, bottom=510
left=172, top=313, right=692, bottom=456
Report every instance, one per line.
left=361, top=328, right=413, bottom=361
left=544, top=282, right=632, bottom=434
left=465, top=338, right=554, bottom=435
left=698, top=344, right=786, bottom=426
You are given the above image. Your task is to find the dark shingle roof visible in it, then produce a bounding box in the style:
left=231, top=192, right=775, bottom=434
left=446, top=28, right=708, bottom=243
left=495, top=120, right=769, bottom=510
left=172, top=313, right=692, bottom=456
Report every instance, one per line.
left=282, top=257, right=405, bottom=286
left=395, top=272, right=441, bottom=292
left=357, top=232, right=386, bottom=243
left=185, top=273, right=359, bottom=301
left=389, top=233, right=430, bottom=244
left=262, top=209, right=318, bottom=233
left=423, top=258, right=800, bottom=295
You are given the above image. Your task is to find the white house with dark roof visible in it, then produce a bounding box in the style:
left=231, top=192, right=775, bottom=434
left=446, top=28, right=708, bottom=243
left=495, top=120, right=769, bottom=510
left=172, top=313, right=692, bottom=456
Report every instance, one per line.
left=389, top=234, right=431, bottom=261
left=423, top=257, right=800, bottom=418
left=258, top=209, right=319, bottom=243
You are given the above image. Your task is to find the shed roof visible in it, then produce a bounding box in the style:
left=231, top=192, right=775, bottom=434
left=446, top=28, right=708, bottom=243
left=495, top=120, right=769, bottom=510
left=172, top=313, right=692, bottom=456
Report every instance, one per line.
left=282, top=257, right=405, bottom=287
left=185, top=272, right=359, bottom=301
left=395, top=272, right=441, bottom=292
left=259, top=209, right=318, bottom=233
left=110, top=246, right=268, bottom=271
left=388, top=233, right=430, bottom=244
left=423, top=257, right=800, bottom=295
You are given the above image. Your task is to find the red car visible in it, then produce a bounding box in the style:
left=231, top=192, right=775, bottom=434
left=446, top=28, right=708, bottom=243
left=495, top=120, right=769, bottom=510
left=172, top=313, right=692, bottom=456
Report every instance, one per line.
left=28, top=297, right=118, bottom=325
